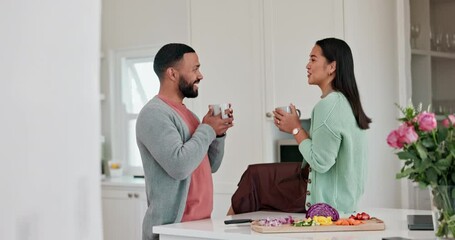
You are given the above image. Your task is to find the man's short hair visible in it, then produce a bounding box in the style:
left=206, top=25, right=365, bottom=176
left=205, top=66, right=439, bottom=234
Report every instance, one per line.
left=153, top=43, right=195, bottom=80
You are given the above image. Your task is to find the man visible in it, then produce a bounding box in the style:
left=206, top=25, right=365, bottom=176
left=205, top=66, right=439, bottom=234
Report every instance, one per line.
left=136, top=43, right=234, bottom=240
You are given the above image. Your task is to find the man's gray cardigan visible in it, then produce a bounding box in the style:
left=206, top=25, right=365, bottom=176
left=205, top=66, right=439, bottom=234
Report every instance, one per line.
left=136, top=96, right=226, bottom=240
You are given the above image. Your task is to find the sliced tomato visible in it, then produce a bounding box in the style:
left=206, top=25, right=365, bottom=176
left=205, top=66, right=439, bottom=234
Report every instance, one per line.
left=351, top=212, right=371, bottom=220
left=361, top=213, right=370, bottom=220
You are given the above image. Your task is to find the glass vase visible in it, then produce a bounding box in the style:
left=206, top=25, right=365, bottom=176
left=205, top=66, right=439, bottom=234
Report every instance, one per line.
left=429, top=185, right=455, bottom=238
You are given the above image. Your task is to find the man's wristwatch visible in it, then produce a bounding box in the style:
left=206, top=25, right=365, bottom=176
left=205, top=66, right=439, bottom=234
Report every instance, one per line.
left=292, top=128, right=301, bottom=135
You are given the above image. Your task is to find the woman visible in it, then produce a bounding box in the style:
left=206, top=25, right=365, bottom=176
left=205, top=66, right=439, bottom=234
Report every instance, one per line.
left=273, top=38, right=371, bottom=213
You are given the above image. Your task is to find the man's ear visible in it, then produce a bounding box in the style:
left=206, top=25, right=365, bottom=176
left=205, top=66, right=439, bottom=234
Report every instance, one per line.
left=166, top=67, right=178, bottom=82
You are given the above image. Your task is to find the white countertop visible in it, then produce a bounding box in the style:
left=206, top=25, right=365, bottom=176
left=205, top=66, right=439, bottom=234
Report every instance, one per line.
left=154, top=208, right=437, bottom=240
left=101, top=176, right=145, bottom=188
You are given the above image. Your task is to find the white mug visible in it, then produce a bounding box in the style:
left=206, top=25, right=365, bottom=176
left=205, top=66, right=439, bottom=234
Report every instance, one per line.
left=275, top=106, right=301, bottom=117
left=210, top=103, right=230, bottom=119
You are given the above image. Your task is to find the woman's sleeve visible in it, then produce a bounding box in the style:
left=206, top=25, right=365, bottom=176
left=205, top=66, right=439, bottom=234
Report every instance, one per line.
left=298, top=123, right=341, bottom=173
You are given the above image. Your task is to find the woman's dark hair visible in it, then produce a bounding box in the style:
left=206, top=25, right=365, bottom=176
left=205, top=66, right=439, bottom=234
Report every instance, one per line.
left=316, top=38, right=372, bottom=129
left=153, top=43, right=195, bottom=80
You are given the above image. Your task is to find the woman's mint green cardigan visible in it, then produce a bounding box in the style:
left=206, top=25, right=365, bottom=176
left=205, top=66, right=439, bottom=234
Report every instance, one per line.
left=299, top=92, right=368, bottom=213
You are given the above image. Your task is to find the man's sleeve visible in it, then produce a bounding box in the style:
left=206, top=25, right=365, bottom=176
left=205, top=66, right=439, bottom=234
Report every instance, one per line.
left=207, top=135, right=226, bottom=173
left=137, top=108, right=216, bottom=180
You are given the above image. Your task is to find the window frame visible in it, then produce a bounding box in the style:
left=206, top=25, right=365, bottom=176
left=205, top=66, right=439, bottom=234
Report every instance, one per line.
left=109, top=45, right=161, bottom=176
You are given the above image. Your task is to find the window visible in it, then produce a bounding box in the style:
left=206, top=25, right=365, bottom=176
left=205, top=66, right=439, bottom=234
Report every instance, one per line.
left=110, top=47, right=160, bottom=175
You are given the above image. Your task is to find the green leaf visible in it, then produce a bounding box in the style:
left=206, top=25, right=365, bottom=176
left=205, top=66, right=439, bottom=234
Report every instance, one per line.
left=398, top=117, right=408, bottom=122
left=405, top=107, right=416, bottom=119
left=397, top=151, right=419, bottom=161
left=420, top=159, right=433, bottom=172
left=425, top=168, right=439, bottom=184
left=432, top=165, right=442, bottom=175
left=413, top=157, right=422, bottom=168
left=418, top=181, right=428, bottom=189
left=427, top=153, right=437, bottom=163
left=421, top=137, right=435, bottom=148
left=431, top=187, right=445, bottom=209
left=452, top=172, right=455, bottom=183
left=416, top=142, right=428, bottom=160
left=396, top=168, right=415, bottom=179
left=435, top=157, right=453, bottom=171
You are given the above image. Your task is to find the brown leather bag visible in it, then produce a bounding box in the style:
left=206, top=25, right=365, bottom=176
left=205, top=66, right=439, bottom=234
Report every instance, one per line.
left=231, top=162, right=310, bottom=214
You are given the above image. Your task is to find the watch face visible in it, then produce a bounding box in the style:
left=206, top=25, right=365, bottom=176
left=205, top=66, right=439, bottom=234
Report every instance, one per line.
left=292, top=128, right=299, bottom=135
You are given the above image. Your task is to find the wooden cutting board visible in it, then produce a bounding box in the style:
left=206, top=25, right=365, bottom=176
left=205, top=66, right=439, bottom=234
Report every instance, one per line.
left=251, top=218, right=385, bottom=233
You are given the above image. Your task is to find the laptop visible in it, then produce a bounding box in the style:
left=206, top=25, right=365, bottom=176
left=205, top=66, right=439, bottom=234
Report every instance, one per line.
left=407, top=215, right=434, bottom=230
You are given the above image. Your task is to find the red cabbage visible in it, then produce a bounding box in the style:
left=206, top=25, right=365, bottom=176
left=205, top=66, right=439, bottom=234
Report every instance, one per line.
left=305, top=203, right=339, bottom=221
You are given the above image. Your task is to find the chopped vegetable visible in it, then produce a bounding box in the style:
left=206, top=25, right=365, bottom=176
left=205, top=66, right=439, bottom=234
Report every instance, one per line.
left=293, top=218, right=314, bottom=227
left=335, top=218, right=363, bottom=225
left=313, top=216, right=333, bottom=225
left=257, top=216, right=294, bottom=227
left=306, top=203, right=340, bottom=221
left=293, top=216, right=333, bottom=227
left=349, top=212, right=371, bottom=220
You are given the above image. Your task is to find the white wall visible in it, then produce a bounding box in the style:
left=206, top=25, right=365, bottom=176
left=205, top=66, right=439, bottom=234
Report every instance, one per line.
left=0, top=1, right=102, bottom=239
left=344, top=0, right=402, bottom=209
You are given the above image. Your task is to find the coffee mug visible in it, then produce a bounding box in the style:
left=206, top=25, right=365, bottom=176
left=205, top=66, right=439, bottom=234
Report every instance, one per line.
left=210, top=103, right=230, bottom=119
left=275, top=106, right=301, bottom=117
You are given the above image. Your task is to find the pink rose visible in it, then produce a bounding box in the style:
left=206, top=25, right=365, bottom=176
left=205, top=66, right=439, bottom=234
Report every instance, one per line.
left=397, top=123, right=419, bottom=145
left=416, top=112, right=437, bottom=132
left=387, top=123, right=419, bottom=149
left=442, top=115, right=455, bottom=128
left=387, top=130, right=403, bottom=149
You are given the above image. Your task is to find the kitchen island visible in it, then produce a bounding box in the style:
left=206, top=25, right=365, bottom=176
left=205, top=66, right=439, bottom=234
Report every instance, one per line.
left=154, top=208, right=436, bottom=240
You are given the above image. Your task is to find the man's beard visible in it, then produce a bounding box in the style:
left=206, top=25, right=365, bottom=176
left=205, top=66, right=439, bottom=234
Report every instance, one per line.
left=178, top=75, right=198, bottom=98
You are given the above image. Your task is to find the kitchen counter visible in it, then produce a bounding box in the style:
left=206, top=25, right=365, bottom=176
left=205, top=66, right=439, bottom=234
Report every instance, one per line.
left=101, top=175, right=145, bottom=187
left=154, top=208, right=436, bottom=240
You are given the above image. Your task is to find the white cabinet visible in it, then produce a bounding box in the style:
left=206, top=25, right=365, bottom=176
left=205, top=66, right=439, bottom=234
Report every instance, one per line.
left=101, top=178, right=147, bottom=240
left=410, top=0, right=455, bottom=114
left=263, top=0, right=344, bottom=119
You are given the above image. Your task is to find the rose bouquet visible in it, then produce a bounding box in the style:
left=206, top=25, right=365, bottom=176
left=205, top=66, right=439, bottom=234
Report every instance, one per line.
left=386, top=104, right=455, bottom=238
